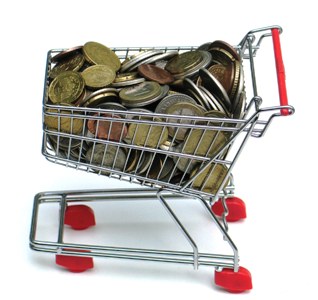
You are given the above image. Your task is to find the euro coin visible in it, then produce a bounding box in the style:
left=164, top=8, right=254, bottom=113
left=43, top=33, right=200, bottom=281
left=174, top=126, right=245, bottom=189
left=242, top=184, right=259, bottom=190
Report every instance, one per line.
left=82, top=88, right=119, bottom=107
left=81, top=65, right=116, bottom=89
left=85, top=144, right=126, bottom=175
left=191, top=163, right=229, bottom=194
left=165, top=50, right=203, bottom=74
left=198, top=68, right=231, bottom=111
left=119, top=81, right=162, bottom=106
left=44, top=107, right=84, bottom=134
left=127, top=117, right=168, bottom=148
left=83, top=41, right=121, bottom=71
left=48, top=71, right=85, bottom=104
left=166, top=102, right=204, bottom=141
left=49, top=52, right=85, bottom=78
left=174, top=129, right=228, bottom=173
left=154, top=93, right=197, bottom=114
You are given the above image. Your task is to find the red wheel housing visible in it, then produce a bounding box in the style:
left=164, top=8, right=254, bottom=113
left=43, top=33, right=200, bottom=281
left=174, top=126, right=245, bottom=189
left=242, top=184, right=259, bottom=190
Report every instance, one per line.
left=215, top=266, right=252, bottom=293
left=64, top=205, right=96, bottom=230
left=56, top=250, right=94, bottom=273
left=212, top=197, right=246, bottom=222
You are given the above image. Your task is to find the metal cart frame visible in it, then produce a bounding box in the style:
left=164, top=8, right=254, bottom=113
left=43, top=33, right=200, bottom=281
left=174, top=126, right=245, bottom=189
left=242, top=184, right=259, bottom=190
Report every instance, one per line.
left=29, top=25, right=294, bottom=293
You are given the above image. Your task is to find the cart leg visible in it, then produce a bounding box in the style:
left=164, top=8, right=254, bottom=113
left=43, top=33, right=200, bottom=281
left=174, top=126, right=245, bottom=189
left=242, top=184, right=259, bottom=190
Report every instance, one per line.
left=212, top=197, right=246, bottom=222
left=64, top=204, right=96, bottom=230
left=56, top=249, right=94, bottom=273
left=214, top=266, right=252, bottom=293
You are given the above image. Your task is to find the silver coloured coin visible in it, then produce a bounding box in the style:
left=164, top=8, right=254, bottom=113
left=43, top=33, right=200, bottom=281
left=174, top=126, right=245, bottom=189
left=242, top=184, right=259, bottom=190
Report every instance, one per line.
left=199, top=86, right=218, bottom=111
left=128, top=51, right=178, bottom=71
left=197, top=42, right=212, bottom=51
left=154, top=93, right=197, bottom=114
left=198, top=68, right=231, bottom=111
left=95, top=102, right=128, bottom=111
left=121, top=49, right=165, bottom=73
left=141, top=50, right=179, bottom=65
left=183, top=78, right=208, bottom=110
left=232, top=65, right=246, bottom=118
left=83, top=87, right=118, bottom=100
left=136, top=151, right=155, bottom=175
left=166, top=102, right=205, bottom=141
left=82, top=87, right=119, bottom=107
left=111, top=77, right=145, bottom=87
left=232, top=89, right=246, bottom=120
left=85, top=144, right=126, bottom=175
left=199, top=86, right=230, bottom=116
left=122, top=84, right=169, bottom=108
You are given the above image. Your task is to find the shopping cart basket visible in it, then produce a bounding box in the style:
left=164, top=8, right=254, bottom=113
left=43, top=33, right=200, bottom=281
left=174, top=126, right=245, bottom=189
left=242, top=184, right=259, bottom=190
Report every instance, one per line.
left=29, top=25, right=294, bottom=293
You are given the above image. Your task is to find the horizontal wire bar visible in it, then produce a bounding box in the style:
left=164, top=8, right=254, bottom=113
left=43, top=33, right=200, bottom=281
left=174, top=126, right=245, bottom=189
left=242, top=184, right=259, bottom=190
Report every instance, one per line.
left=30, top=241, right=235, bottom=268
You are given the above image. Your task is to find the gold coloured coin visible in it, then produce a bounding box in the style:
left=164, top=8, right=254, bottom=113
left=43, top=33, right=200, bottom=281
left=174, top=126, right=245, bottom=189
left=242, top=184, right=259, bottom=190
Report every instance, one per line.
left=83, top=41, right=121, bottom=71
left=48, top=131, right=83, bottom=150
left=44, top=107, right=84, bottom=134
left=49, top=53, right=85, bottom=78
left=229, top=60, right=241, bottom=103
left=165, top=51, right=203, bottom=74
left=174, top=129, right=228, bottom=173
left=48, top=71, right=85, bottom=104
left=81, top=65, right=116, bottom=89
left=114, top=72, right=139, bottom=83
left=191, top=163, right=229, bottom=194
left=125, top=149, right=140, bottom=173
left=159, top=138, right=177, bottom=151
left=127, top=117, right=168, bottom=148
left=204, top=110, right=229, bottom=121
left=204, top=110, right=233, bottom=139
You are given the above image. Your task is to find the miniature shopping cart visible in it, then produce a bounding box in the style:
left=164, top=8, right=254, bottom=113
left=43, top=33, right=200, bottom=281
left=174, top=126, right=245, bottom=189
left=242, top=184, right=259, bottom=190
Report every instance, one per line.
left=29, top=25, right=294, bottom=293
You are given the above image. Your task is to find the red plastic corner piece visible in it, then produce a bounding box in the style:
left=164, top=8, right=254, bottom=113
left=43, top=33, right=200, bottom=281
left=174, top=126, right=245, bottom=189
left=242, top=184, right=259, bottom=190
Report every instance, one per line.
left=215, top=267, right=252, bottom=293
left=56, top=250, right=94, bottom=273
left=64, top=205, right=96, bottom=230
left=212, top=197, right=246, bottom=222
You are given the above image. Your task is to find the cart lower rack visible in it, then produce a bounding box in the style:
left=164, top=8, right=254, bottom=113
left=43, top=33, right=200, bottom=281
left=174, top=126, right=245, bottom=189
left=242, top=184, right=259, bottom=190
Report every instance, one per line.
left=30, top=25, right=294, bottom=293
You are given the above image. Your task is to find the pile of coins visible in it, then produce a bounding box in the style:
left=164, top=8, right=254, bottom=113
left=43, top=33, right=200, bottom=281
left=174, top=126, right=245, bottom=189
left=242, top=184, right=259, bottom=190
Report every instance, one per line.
left=45, top=40, right=246, bottom=194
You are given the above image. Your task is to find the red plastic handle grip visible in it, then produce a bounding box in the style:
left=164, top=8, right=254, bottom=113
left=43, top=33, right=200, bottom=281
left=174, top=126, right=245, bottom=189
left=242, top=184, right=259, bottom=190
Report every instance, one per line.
left=271, top=28, right=289, bottom=115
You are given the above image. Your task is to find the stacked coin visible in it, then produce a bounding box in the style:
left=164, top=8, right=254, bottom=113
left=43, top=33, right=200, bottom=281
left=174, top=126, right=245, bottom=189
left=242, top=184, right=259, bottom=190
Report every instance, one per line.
left=45, top=40, right=246, bottom=195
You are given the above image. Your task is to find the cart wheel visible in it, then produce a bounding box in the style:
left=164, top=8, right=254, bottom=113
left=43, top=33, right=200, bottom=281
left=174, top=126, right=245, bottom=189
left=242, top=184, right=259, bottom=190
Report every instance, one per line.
left=214, top=266, right=252, bottom=293
left=56, top=250, right=94, bottom=273
left=64, top=204, right=96, bottom=230
left=212, top=197, right=246, bottom=222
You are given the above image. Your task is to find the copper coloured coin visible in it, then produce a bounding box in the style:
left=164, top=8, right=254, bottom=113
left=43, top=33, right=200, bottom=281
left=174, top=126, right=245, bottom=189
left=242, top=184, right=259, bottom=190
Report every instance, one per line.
left=208, top=40, right=240, bottom=61
left=138, top=64, right=174, bottom=85
left=87, top=113, right=127, bottom=141
left=51, top=46, right=83, bottom=63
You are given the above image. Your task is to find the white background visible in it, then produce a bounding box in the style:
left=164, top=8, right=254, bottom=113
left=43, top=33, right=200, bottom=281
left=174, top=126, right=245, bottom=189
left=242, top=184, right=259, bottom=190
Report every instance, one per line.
left=0, top=1, right=316, bottom=299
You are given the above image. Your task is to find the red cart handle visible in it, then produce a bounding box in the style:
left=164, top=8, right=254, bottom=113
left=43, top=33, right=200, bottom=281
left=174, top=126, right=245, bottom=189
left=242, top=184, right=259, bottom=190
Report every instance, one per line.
left=271, top=28, right=289, bottom=116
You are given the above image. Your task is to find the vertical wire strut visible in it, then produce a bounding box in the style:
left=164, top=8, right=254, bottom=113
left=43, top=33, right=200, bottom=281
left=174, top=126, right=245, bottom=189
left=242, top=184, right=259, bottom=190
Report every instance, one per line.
left=57, top=195, right=67, bottom=247
left=156, top=190, right=199, bottom=270
left=198, top=197, right=239, bottom=272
